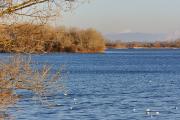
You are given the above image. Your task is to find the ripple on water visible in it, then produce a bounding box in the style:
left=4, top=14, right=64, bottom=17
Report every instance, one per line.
left=1, top=49, right=180, bottom=119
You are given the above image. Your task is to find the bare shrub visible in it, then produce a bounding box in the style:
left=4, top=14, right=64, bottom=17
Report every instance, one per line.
left=0, top=55, right=66, bottom=109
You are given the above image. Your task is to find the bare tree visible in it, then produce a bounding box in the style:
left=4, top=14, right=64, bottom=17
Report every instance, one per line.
left=0, top=0, right=88, bottom=23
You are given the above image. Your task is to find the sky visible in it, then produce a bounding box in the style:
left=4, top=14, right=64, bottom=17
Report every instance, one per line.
left=57, top=0, right=180, bottom=34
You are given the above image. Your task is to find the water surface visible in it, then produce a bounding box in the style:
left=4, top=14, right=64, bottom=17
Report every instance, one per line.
left=1, top=49, right=180, bottom=120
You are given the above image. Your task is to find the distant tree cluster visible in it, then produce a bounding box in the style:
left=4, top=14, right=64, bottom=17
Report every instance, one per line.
left=0, top=23, right=106, bottom=53
left=106, top=40, right=180, bottom=49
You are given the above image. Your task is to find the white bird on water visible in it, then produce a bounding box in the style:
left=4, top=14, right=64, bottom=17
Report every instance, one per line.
left=64, top=92, right=68, bottom=96
left=145, top=108, right=160, bottom=116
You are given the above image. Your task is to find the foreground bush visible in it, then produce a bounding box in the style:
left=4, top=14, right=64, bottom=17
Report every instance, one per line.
left=0, top=55, right=65, bottom=113
left=0, top=24, right=106, bottom=53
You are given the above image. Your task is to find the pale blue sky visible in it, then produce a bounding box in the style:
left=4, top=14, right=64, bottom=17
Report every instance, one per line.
left=57, top=0, right=180, bottom=33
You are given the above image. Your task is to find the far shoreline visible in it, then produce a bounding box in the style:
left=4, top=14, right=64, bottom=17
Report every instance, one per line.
left=106, top=47, right=180, bottom=50
left=1, top=47, right=180, bottom=55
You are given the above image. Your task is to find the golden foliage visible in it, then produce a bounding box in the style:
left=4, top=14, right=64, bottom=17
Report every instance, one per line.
left=0, top=23, right=106, bottom=53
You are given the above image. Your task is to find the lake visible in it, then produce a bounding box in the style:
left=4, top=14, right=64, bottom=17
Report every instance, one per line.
left=1, top=49, right=180, bottom=120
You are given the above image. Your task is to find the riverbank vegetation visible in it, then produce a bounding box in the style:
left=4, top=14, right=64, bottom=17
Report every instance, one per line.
left=106, top=40, right=180, bottom=49
left=0, top=23, right=106, bottom=53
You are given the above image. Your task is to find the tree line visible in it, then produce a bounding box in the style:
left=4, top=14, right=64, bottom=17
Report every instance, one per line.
left=106, top=40, right=180, bottom=49
left=0, top=23, right=106, bottom=53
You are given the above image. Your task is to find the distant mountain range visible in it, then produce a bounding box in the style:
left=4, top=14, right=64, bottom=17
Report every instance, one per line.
left=104, top=32, right=180, bottom=42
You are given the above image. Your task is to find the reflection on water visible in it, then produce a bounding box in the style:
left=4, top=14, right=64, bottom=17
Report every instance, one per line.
left=0, top=91, right=19, bottom=108
left=0, top=90, right=19, bottom=120
left=0, top=112, right=10, bottom=120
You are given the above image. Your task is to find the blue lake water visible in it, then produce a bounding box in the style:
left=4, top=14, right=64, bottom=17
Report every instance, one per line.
left=1, top=49, right=180, bottom=120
